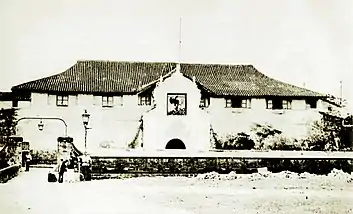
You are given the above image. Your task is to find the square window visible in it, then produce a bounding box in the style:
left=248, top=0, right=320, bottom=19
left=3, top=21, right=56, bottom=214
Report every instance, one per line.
left=138, top=95, right=151, bottom=106
left=225, top=98, right=250, bottom=108
left=282, top=100, right=292, bottom=109
left=241, top=99, right=249, bottom=108
left=12, top=100, right=18, bottom=108
left=306, top=99, right=317, bottom=109
left=102, top=96, right=114, bottom=107
left=225, top=98, right=233, bottom=108
left=200, top=97, right=210, bottom=108
left=267, top=99, right=292, bottom=109
left=56, top=95, right=68, bottom=106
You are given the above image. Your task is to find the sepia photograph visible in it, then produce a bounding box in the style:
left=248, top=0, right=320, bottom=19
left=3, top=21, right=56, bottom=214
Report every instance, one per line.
left=0, top=0, right=353, bottom=213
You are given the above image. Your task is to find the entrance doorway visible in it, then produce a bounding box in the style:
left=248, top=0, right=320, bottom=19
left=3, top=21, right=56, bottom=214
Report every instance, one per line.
left=165, top=139, right=186, bottom=149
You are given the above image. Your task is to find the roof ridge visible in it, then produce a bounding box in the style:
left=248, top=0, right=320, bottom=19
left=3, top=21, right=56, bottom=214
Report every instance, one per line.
left=76, top=59, right=175, bottom=64
left=76, top=60, right=254, bottom=67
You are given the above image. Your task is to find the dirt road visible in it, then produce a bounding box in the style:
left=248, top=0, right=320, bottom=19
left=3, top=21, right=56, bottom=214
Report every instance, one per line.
left=1, top=168, right=352, bottom=214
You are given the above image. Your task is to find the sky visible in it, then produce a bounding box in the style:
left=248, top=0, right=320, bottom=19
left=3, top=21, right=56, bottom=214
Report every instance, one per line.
left=1, top=0, right=353, bottom=108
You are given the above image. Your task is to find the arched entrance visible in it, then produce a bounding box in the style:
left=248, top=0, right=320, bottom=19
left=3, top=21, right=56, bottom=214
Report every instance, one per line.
left=165, top=138, right=186, bottom=149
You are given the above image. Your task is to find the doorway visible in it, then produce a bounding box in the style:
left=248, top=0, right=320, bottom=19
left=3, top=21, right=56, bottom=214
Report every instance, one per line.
left=165, top=138, right=186, bottom=149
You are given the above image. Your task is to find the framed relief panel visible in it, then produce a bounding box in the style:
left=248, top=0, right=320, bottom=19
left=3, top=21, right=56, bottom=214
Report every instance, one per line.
left=167, top=93, right=187, bottom=115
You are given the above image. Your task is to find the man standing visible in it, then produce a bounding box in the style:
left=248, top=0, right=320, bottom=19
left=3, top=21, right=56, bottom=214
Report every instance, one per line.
left=25, top=152, right=32, bottom=171
left=58, top=160, right=68, bottom=183
left=80, top=153, right=92, bottom=181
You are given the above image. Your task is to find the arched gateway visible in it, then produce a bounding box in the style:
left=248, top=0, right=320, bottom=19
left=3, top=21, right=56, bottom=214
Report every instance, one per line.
left=142, top=65, right=211, bottom=151
left=165, top=139, right=186, bottom=149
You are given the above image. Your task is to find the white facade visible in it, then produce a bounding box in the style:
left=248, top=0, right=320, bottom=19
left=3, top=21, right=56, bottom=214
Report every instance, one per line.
left=0, top=101, right=12, bottom=109
left=207, top=98, right=328, bottom=136
left=143, top=68, right=210, bottom=151
left=4, top=73, right=333, bottom=152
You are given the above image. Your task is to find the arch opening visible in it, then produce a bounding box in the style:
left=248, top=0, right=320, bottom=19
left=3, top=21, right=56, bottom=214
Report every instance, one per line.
left=165, top=138, right=186, bottom=149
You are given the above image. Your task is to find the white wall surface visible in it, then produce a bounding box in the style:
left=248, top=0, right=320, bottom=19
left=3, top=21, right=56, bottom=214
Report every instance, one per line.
left=143, top=70, right=210, bottom=151
left=0, top=101, right=12, bottom=109
left=12, top=82, right=332, bottom=152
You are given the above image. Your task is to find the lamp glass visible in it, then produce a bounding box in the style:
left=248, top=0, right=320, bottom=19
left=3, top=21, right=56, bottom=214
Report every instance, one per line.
left=38, top=121, right=44, bottom=131
left=82, top=110, right=90, bottom=125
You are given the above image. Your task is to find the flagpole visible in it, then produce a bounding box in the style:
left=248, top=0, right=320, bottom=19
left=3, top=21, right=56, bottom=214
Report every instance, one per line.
left=340, top=80, right=343, bottom=107
left=178, top=17, right=182, bottom=64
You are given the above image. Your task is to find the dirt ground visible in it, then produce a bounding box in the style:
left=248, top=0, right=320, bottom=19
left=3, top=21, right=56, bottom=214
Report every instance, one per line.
left=0, top=168, right=352, bottom=214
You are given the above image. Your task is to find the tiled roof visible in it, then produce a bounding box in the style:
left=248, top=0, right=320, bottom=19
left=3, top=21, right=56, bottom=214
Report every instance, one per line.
left=11, top=60, right=325, bottom=97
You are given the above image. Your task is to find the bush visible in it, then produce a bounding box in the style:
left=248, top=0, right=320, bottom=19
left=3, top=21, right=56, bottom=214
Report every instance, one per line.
left=262, top=134, right=305, bottom=151
left=304, top=119, right=344, bottom=151
left=303, top=111, right=353, bottom=151
left=305, top=120, right=334, bottom=151
left=217, top=132, right=255, bottom=150
left=31, top=150, right=57, bottom=165
left=250, top=123, right=282, bottom=150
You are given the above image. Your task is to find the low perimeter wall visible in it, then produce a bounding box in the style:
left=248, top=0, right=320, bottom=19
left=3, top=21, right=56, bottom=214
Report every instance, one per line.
left=0, top=164, right=21, bottom=183
left=91, top=151, right=353, bottom=179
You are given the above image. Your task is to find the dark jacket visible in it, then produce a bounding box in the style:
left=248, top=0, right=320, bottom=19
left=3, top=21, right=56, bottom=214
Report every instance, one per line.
left=59, top=161, right=67, bottom=174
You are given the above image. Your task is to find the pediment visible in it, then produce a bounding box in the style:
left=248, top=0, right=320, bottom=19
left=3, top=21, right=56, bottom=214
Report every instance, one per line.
left=150, top=65, right=201, bottom=115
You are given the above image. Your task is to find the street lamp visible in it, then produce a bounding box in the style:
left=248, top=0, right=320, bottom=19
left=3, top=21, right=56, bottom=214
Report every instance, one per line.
left=37, top=120, right=44, bottom=131
left=82, top=110, right=91, bottom=152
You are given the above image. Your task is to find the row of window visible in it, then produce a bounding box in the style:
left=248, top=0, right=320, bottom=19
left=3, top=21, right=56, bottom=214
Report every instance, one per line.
left=55, top=95, right=318, bottom=109
left=225, top=98, right=317, bottom=109
left=56, top=95, right=152, bottom=107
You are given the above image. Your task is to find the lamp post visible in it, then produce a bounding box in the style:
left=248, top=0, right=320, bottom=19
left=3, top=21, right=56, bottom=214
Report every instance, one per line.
left=81, top=110, right=91, bottom=153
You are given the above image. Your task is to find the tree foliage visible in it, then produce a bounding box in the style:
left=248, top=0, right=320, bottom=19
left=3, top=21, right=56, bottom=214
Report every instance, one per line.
left=304, top=113, right=352, bottom=151
left=0, top=108, right=18, bottom=169
left=250, top=123, right=282, bottom=150
left=262, top=134, right=304, bottom=151
left=215, top=132, right=255, bottom=150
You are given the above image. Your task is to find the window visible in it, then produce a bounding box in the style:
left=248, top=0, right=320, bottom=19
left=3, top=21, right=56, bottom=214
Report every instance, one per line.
left=199, top=97, right=210, bottom=108
left=266, top=99, right=273, bottom=109
left=102, top=96, right=114, bottom=107
left=12, top=100, right=18, bottom=108
left=56, top=95, right=68, bottom=106
left=241, top=99, right=249, bottom=108
left=282, top=100, right=292, bottom=109
left=138, top=95, right=151, bottom=106
left=225, top=98, right=233, bottom=108
left=225, top=97, right=251, bottom=108
left=266, top=99, right=292, bottom=109
left=306, top=99, right=317, bottom=109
